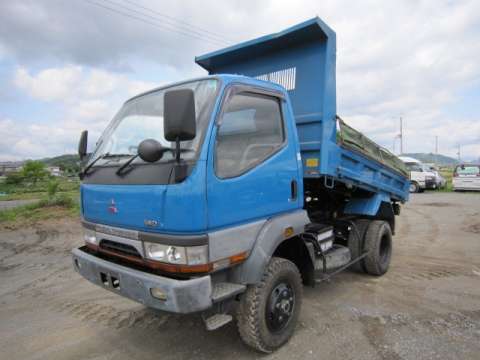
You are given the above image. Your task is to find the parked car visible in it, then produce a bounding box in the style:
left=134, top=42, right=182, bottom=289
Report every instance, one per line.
left=399, top=156, right=436, bottom=192
left=422, top=164, right=446, bottom=189
left=453, top=164, right=480, bottom=191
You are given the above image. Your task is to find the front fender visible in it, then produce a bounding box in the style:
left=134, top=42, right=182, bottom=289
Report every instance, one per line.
left=230, top=209, right=310, bottom=284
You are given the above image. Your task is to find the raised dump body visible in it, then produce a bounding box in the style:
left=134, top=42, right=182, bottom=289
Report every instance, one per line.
left=196, top=17, right=409, bottom=202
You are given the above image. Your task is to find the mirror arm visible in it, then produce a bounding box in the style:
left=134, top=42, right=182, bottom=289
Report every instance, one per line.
left=175, top=137, right=181, bottom=163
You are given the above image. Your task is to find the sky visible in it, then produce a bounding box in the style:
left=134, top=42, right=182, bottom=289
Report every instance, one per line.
left=0, top=0, right=479, bottom=162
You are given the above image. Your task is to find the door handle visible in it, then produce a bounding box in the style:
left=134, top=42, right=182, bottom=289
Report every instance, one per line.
left=290, top=180, right=298, bottom=201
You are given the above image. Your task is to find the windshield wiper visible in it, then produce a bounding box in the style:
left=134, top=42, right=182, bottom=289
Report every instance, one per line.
left=115, top=148, right=195, bottom=176
left=116, top=154, right=139, bottom=175
left=79, top=152, right=111, bottom=178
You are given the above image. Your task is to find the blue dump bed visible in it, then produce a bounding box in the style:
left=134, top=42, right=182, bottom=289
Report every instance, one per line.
left=196, top=18, right=409, bottom=202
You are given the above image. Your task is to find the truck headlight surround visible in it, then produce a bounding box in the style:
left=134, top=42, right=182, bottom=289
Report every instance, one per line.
left=83, top=228, right=98, bottom=245
left=144, top=243, right=208, bottom=266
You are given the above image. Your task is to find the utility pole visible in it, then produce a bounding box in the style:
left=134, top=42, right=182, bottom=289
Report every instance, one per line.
left=435, top=136, right=438, bottom=166
left=457, top=144, right=461, bottom=162
left=399, top=117, right=403, bottom=155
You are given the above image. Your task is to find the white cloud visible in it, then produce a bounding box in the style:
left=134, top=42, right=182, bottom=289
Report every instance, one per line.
left=14, top=66, right=82, bottom=102
left=14, top=65, right=154, bottom=103
left=5, top=65, right=157, bottom=161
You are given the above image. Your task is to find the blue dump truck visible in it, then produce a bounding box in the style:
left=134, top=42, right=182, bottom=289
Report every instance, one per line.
left=72, top=17, right=409, bottom=352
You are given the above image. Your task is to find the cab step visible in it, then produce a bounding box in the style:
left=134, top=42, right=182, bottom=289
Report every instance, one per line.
left=204, top=313, right=233, bottom=331
left=211, top=282, right=246, bottom=303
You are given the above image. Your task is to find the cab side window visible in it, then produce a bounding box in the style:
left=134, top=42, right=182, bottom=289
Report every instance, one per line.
left=215, top=92, right=285, bottom=178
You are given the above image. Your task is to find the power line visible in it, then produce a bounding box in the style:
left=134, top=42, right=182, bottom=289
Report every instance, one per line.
left=122, top=0, right=233, bottom=43
left=103, top=0, right=230, bottom=46
left=87, top=0, right=227, bottom=46
left=84, top=0, right=228, bottom=47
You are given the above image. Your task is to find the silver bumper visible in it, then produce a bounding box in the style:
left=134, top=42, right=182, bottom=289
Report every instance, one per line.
left=71, top=247, right=212, bottom=314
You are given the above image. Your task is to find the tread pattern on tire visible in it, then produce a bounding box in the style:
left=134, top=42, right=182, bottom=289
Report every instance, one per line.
left=236, top=257, right=302, bottom=353
left=348, top=219, right=370, bottom=273
left=363, top=220, right=392, bottom=276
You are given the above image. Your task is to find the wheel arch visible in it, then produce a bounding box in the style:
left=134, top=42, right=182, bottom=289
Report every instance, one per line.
left=272, top=236, right=315, bottom=286
left=230, top=210, right=311, bottom=285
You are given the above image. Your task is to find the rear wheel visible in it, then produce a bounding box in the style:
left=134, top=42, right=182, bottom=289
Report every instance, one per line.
left=237, top=257, right=303, bottom=353
left=348, top=219, right=370, bottom=272
left=363, top=220, right=392, bottom=276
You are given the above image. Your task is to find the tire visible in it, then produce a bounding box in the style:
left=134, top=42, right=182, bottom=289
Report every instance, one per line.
left=348, top=219, right=370, bottom=273
left=237, top=257, right=303, bottom=353
left=363, top=221, right=392, bottom=276
left=409, top=181, right=419, bottom=193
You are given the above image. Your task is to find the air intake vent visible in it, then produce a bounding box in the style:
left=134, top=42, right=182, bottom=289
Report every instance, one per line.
left=100, top=240, right=141, bottom=258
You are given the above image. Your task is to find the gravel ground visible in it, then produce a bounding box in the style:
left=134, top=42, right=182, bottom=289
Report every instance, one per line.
left=0, top=192, right=479, bottom=359
left=0, top=199, right=38, bottom=211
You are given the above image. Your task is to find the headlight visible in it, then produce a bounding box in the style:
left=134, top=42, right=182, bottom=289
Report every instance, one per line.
left=144, top=243, right=208, bottom=266
left=83, top=228, right=98, bottom=245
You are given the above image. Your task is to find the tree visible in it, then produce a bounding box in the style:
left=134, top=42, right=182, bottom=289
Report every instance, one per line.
left=22, top=160, right=48, bottom=184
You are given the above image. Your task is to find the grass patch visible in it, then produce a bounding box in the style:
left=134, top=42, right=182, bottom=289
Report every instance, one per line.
left=0, top=177, right=80, bottom=201
left=437, top=169, right=454, bottom=192
left=0, top=193, right=80, bottom=226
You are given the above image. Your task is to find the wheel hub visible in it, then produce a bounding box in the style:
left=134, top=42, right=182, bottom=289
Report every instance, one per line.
left=266, top=282, right=295, bottom=332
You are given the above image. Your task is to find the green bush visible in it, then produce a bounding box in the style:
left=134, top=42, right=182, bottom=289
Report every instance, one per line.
left=5, top=172, right=24, bottom=185
left=47, top=180, right=60, bottom=198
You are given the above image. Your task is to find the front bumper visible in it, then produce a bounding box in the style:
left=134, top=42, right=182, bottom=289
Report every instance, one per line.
left=425, top=179, right=436, bottom=189
left=72, top=247, right=212, bottom=313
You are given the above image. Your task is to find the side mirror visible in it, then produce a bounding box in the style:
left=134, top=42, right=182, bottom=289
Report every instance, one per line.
left=138, top=139, right=165, bottom=163
left=78, top=130, right=88, bottom=160
left=164, top=89, right=196, bottom=142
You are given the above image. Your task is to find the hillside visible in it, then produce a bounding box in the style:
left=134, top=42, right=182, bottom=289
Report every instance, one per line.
left=40, top=154, right=80, bottom=170
left=402, top=153, right=458, bottom=166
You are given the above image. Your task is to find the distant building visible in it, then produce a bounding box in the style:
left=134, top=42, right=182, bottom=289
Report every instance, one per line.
left=0, top=162, right=24, bottom=176
left=47, top=166, right=62, bottom=177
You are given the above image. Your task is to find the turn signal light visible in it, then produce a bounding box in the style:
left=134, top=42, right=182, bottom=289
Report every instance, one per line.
left=146, top=251, right=248, bottom=274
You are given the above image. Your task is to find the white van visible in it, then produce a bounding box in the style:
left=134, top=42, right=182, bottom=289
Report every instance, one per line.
left=453, top=164, right=480, bottom=191
left=399, top=156, right=436, bottom=193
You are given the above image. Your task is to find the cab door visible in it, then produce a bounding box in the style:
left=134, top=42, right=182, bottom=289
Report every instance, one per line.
left=206, top=86, right=302, bottom=229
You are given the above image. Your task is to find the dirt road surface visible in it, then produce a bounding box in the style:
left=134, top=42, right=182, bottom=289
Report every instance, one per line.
left=1, top=193, right=479, bottom=359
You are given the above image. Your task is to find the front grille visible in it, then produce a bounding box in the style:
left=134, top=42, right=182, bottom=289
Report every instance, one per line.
left=99, top=239, right=141, bottom=258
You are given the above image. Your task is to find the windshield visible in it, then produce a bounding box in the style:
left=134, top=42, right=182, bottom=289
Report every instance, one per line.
left=405, top=163, right=422, bottom=172
left=90, top=79, right=218, bottom=164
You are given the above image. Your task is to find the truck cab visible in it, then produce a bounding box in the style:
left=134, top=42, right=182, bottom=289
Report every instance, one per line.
left=73, top=17, right=409, bottom=353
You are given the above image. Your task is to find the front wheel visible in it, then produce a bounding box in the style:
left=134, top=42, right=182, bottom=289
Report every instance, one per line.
left=237, top=257, right=303, bottom=353
left=409, top=181, right=419, bottom=193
